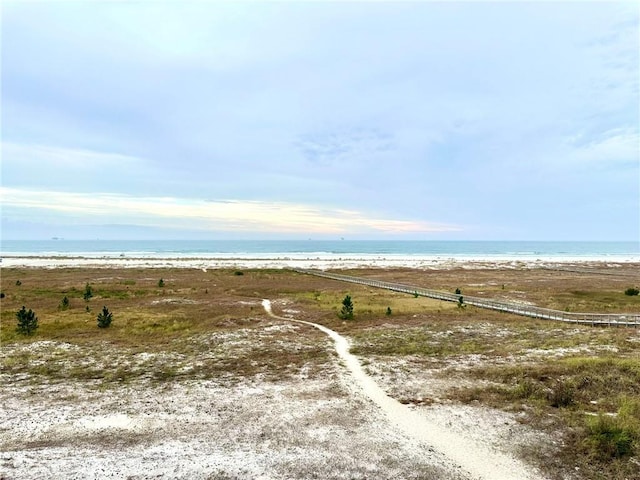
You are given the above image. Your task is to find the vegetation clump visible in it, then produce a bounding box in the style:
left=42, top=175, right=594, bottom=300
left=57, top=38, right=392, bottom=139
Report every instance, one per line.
left=16, top=306, right=38, bottom=335
left=158, top=278, right=165, bottom=288
left=97, top=306, right=113, bottom=328
left=583, top=414, right=635, bottom=459
left=339, top=295, right=354, bottom=320
left=546, top=380, right=575, bottom=408
left=83, top=283, right=93, bottom=301
left=386, top=306, right=392, bottom=316
left=624, top=287, right=639, bottom=296
left=455, top=288, right=461, bottom=295
left=59, top=296, right=70, bottom=310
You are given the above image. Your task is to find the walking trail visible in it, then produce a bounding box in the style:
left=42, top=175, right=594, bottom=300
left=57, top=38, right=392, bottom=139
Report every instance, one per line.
left=262, top=299, right=545, bottom=480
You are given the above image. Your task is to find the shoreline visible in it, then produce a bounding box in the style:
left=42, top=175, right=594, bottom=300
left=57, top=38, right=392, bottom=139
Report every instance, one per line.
left=2, top=253, right=639, bottom=270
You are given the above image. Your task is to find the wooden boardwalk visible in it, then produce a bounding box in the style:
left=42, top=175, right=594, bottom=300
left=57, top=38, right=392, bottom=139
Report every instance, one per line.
left=294, top=269, right=640, bottom=328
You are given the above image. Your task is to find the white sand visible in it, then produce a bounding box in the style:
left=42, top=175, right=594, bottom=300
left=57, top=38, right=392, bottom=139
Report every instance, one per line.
left=263, top=300, right=545, bottom=480
left=3, top=252, right=637, bottom=270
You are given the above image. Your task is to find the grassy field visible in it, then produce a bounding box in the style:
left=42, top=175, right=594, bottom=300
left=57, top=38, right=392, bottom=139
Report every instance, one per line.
left=1, top=265, right=639, bottom=479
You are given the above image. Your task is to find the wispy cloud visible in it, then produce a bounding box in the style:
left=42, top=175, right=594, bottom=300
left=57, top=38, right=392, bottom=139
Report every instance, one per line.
left=0, top=188, right=459, bottom=235
left=1, top=142, right=143, bottom=170
left=295, top=128, right=395, bottom=165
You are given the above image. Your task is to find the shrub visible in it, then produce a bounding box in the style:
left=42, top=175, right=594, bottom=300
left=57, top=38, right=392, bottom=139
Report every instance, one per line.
left=624, top=287, right=639, bottom=296
left=339, top=295, right=354, bottom=320
left=0, top=292, right=5, bottom=299
left=455, top=288, right=461, bottom=295
left=386, top=306, right=392, bottom=316
left=547, top=381, right=575, bottom=408
left=457, top=296, right=465, bottom=308
left=583, top=415, right=634, bottom=459
left=509, top=378, right=540, bottom=400
left=16, top=306, right=38, bottom=335
left=59, top=296, right=70, bottom=310
left=97, top=306, right=113, bottom=328
left=15, top=280, right=22, bottom=286
left=83, top=283, right=93, bottom=301
left=158, top=278, right=165, bottom=288
left=234, top=271, right=244, bottom=276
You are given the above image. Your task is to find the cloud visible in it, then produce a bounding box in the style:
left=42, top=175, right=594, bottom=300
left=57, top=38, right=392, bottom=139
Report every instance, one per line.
left=295, top=128, right=395, bottom=165
left=0, top=188, right=460, bottom=235
left=1, top=142, right=144, bottom=170
left=1, top=142, right=164, bottom=195
left=569, top=129, right=639, bottom=166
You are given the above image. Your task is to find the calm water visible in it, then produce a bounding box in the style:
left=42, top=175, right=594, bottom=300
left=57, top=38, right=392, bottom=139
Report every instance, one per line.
left=1, top=240, right=638, bottom=260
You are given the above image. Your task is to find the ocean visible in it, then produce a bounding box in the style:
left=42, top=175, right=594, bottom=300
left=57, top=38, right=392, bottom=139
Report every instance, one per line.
left=2, top=240, right=638, bottom=261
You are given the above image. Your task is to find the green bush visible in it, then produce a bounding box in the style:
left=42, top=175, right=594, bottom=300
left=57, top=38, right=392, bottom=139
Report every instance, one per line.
left=97, top=306, right=113, bottom=328
left=83, top=283, right=93, bottom=301
left=339, top=295, right=354, bottom=320
left=15, top=280, right=22, bottom=286
left=386, top=306, right=392, bottom=316
left=624, top=287, right=639, bottom=296
left=234, top=271, right=244, bottom=276
left=59, top=296, right=70, bottom=310
left=158, top=278, right=165, bottom=288
left=584, top=415, right=634, bottom=459
left=455, top=288, right=461, bottom=295
left=16, top=306, right=38, bottom=335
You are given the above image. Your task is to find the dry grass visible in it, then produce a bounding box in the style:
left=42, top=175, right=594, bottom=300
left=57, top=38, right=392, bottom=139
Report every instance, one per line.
left=1, top=268, right=333, bottom=386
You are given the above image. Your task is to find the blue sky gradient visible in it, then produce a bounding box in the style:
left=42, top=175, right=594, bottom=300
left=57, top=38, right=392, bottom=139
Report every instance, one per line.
left=2, top=1, right=638, bottom=240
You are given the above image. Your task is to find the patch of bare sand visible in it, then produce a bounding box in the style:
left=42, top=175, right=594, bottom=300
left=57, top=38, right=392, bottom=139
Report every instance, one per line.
left=1, top=340, right=464, bottom=479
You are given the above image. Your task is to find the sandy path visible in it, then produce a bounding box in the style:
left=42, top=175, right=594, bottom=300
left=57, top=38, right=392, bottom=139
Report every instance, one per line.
left=262, top=299, right=544, bottom=480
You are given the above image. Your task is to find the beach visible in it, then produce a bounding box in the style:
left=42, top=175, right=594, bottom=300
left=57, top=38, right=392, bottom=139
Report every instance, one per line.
left=3, top=252, right=639, bottom=271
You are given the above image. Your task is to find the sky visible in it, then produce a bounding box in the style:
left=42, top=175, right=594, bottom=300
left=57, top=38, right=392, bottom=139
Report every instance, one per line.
left=1, top=1, right=639, bottom=241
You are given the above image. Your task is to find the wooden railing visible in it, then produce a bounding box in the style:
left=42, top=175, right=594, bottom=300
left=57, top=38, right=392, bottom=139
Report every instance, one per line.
left=294, top=269, right=640, bottom=328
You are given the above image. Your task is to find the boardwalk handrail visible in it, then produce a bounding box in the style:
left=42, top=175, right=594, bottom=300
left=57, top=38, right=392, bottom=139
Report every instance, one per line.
left=293, top=269, right=640, bottom=328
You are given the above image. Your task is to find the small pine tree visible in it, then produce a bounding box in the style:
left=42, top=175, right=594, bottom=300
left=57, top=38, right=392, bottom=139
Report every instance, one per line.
left=16, top=306, right=38, bottom=335
left=59, top=296, right=70, bottom=310
left=97, top=306, right=113, bottom=328
left=339, top=295, right=354, bottom=320
left=386, top=306, right=392, bottom=316
left=158, top=278, right=165, bottom=288
left=83, top=283, right=93, bottom=301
